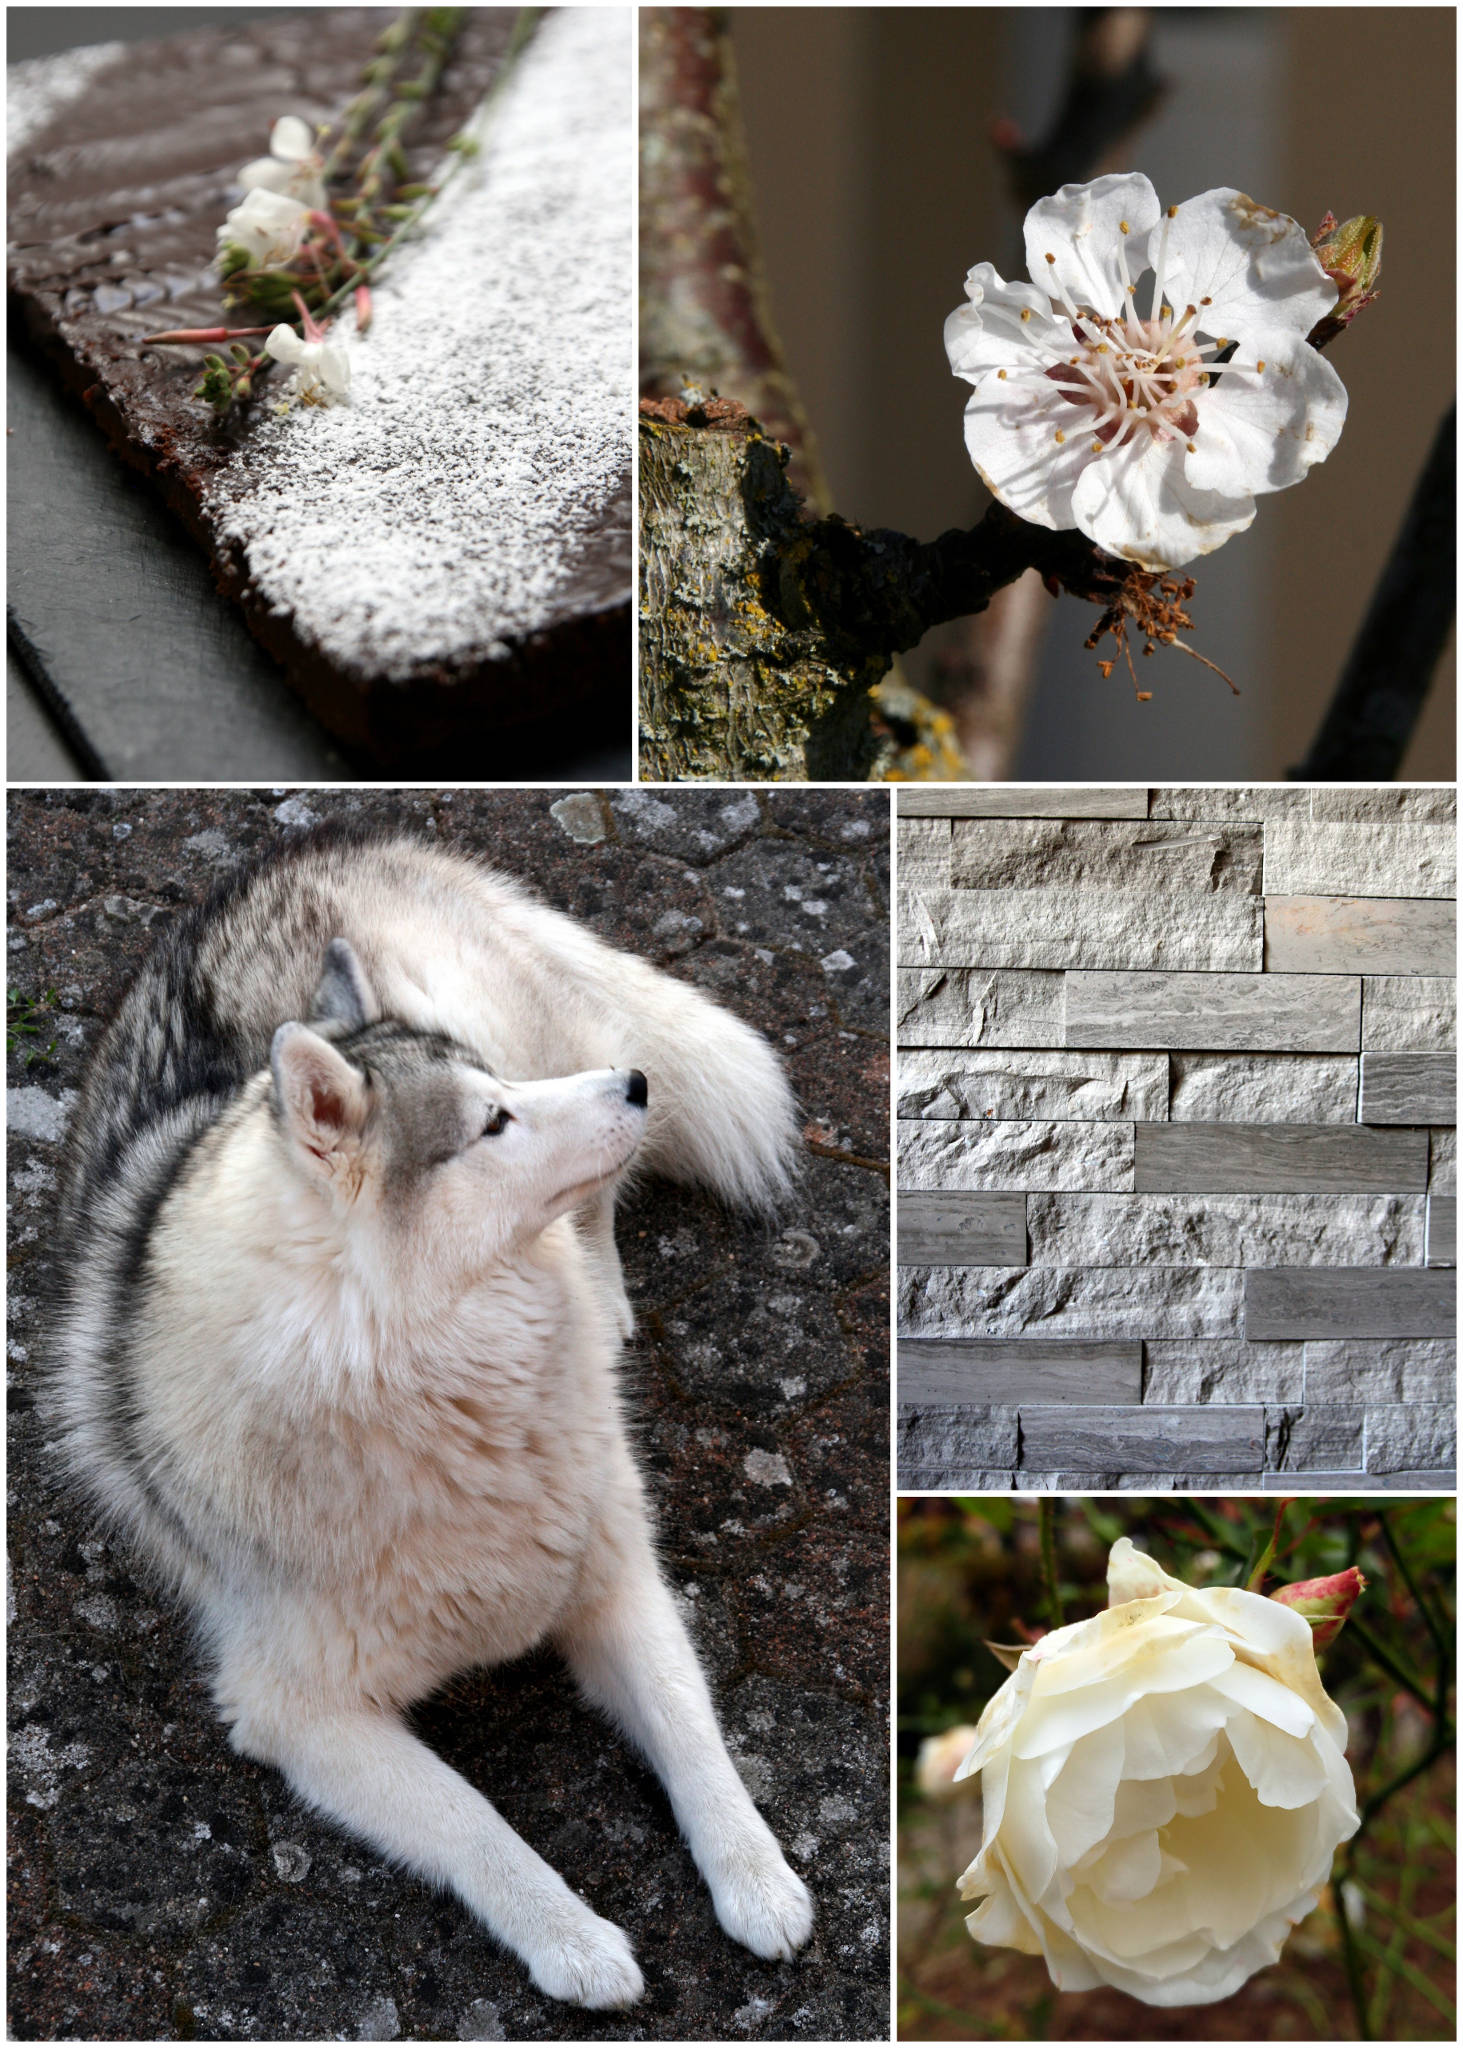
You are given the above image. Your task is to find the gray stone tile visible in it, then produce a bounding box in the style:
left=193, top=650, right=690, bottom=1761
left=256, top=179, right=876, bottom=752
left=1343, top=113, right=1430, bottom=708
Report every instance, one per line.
left=897, top=1404, right=1020, bottom=1476
left=1359, top=1053, right=1456, bottom=1125
left=1265, top=1405, right=1366, bottom=1472
left=1169, top=1052, right=1359, bottom=1123
left=1263, top=820, right=1455, bottom=899
left=1431, top=1130, right=1456, bottom=1191
left=1303, top=1338, right=1455, bottom=1405
left=901, top=1264, right=1245, bottom=1340
left=1150, top=788, right=1311, bottom=819
left=1260, top=1471, right=1366, bottom=1490
left=1264, top=896, right=1456, bottom=976
left=898, top=788, right=1148, bottom=818
left=897, top=1339, right=1142, bottom=1407
left=950, top=820, right=1262, bottom=896
left=1361, top=975, right=1457, bottom=1051
left=896, top=967, right=1065, bottom=1047
left=1246, top=1267, right=1456, bottom=1339
left=1364, top=1403, right=1456, bottom=1474
left=1426, top=1196, right=1456, bottom=1267
left=1143, top=1340, right=1305, bottom=1405
left=898, top=1118, right=1134, bottom=1192
left=1309, top=788, right=1456, bottom=823
left=897, top=815, right=951, bottom=884
left=899, top=882, right=1260, bottom=972
left=1018, top=1406, right=1265, bottom=1474
left=898, top=1049, right=1167, bottom=1122
left=897, top=1193, right=1026, bottom=1266
left=1027, top=1193, right=1423, bottom=1267
left=1134, top=1123, right=1427, bottom=1193
left=1065, top=970, right=1359, bottom=1053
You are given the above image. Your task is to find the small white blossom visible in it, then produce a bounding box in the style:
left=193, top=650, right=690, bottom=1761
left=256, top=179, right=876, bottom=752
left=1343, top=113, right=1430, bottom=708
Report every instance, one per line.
left=218, top=186, right=310, bottom=268
left=265, top=324, right=351, bottom=406
left=239, top=115, right=327, bottom=213
left=945, top=172, right=1348, bottom=571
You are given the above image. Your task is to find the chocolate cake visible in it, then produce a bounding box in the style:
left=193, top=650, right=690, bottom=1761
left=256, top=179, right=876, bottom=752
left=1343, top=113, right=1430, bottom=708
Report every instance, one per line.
left=7, top=7, right=632, bottom=767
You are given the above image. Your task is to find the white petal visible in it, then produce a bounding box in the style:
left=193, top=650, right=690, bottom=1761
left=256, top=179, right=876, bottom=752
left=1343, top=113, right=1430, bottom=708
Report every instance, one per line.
left=1185, top=342, right=1348, bottom=498
left=317, top=345, right=352, bottom=397
left=1043, top=1716, right=1125, bottom=1865
left=1154, top=186, right=1338, bottom=348
left=270, top=114, right=315, bottom=162
left=945, top=264, right=1069, bottom=380
left=1224, top=1708, right=1330, bottom=1808
left=1023, top=172, right=1161, bottom=321
left=238, top=157, right=293, bottom=195
left=1119, top=1690, right=1228, bottom=1780
left=265, top=324, right=305, bottom=368
left=1207, top=1658, right=1316, bottom=1738
left=957, top=384, right=1095, bottom=532
left=1071, top=434, right=1255, bottom=570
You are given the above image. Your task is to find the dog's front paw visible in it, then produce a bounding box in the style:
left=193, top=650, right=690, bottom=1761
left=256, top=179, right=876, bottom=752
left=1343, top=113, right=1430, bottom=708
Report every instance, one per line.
left=710, top=1843, right=814, bottom=1962
left=528, top=1910, right=644, bottom=2010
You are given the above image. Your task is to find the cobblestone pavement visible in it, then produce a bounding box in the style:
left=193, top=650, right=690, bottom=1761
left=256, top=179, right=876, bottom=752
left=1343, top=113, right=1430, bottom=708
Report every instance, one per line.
left=7, top=787, right=890, bottom=2043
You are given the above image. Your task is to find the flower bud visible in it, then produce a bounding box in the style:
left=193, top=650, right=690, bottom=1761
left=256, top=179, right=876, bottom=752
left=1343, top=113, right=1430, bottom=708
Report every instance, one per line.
left=1269, top=1565, right=1366, bottom=1653
left=915, top=1725, right=981, bottom=1800
left=1308, top=213, right=1382, bottom=346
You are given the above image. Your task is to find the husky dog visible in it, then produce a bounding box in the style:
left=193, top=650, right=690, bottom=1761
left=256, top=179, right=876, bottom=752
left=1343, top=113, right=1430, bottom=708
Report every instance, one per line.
left=52, top=831, right=813, bottom=2008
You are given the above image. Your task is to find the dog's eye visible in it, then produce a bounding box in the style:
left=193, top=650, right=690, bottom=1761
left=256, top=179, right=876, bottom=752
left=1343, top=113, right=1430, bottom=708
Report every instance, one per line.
left=482, top=1106, right=512, bottom=1137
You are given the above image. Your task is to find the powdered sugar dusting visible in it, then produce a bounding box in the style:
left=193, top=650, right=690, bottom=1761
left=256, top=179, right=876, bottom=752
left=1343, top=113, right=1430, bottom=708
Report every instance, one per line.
left=7, top=42, right=127, bottom=153
left=205, top=6, right=632, bottom=680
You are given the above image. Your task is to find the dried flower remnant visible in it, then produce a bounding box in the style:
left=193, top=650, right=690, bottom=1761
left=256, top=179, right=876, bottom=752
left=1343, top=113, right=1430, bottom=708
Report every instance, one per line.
left=945, top=172, right=1349, bottom=572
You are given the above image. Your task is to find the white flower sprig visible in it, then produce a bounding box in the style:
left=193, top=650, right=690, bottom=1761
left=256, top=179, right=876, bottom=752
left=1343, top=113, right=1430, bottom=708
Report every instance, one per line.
left=946, top=172, right=1349, bottom=572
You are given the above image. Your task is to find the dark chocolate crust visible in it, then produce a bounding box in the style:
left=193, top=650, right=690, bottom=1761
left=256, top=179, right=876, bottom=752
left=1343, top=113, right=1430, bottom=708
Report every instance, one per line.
left=7, top=9, right=631, bottom=766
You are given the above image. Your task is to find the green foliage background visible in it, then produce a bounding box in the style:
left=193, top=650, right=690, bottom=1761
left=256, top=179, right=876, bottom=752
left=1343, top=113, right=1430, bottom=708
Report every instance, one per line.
left=898, top=1496, right=1456, bottom=2042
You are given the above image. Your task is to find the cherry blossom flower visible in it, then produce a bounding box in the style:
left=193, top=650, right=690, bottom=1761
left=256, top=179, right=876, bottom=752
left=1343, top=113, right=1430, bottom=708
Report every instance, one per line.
left=264, top=322, right=352, bottom=406
left=239, top=114, right=328, bottom=213
left=218, top=186, right=311, bottom=269
left=945, top=173, right=1349, bottom=571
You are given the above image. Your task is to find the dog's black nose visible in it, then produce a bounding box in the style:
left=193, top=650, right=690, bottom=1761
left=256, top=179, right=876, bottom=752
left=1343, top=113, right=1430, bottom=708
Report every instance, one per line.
left=626, top=1069, right=648, bottom=1108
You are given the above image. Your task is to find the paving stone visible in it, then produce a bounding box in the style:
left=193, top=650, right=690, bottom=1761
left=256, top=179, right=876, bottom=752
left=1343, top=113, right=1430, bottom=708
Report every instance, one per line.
left=1143, top=1340, right=1305, bottom=1404
left=1027, top=1194, right=1424, bottom=1267
left=1426, top=1196, right=1456, bottom=1267
left=1134, top=1122, right=1427, bottom=1193
left=1359, top=1053, right=1456, bottom=1124
left=1264, top=1405, right=1366, bottom=1472
left=898, top=1049, right=1168, bottom=1122
left=1263, top=820, right=1455, bottom=899
left=900, top=1264, right=1245, bottom=1339
left=897, top=1193, right=1026, bottom=1265
left=1361, top=975, right=1457, bottom=1051
left=1264, top=896, right=1455, bottom=976
left=1149, top=787, right=1312, bottom=819
left=1303, top=1338, right=1456, bottom=1405
left=1017, top=1406, right=1266, bottom=1474
left=899, top=788, right=1148, bottom=818
left=897, top=1404, right=1021, bottom=1474
left=949, top=820, right=1263, bottom=896
left=1308, top=789, right=1456, bottom=823
left=899, top=882, right=1260, bottom=972
left=897, top=1339, right=1142, bottom=1407
left=1364, top=1403, right=1457, bottom=1474
left=898, top=1119, right=1133, bottom=1192
left=1065, top=970, right=1359, bottom=1052
left=1168, top=1053, right=1358, bottom=1123
left=1246, top=1267, right=1455, bottom=1339
left=896, top=967, right=1065, bottom=1047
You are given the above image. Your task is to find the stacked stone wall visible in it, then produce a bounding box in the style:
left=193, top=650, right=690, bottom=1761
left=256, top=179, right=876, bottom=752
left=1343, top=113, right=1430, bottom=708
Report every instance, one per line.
left=897, top=785, right=1457, bottom=1490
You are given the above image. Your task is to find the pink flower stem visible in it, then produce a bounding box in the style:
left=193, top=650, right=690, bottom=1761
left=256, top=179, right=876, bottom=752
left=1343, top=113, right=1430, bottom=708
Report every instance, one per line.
left=290, top=291, right=330, bottom=344
left=141, top=324, right=274, bottom=345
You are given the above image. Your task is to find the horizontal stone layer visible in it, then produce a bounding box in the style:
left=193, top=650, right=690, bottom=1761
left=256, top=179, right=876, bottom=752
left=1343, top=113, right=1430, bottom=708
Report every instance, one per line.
left=1025, top=1193, right=1425, bottom=1267
left=897, top=1193, right=1026, bottom=1266
left=900, top=1263, right=1244, bottom=1339
left=897, top=1338, right=1142, bottom=1407
left=898, top=1049, right=1168, bottom=1123
left=1259, top=1469, right=1456, bottom=1491
left=1359, top=1052, right=1456, bottom=1125
left=1150, top=787, right=1311, bottom=819
left=1168, top=1052, right=1358, bottom=1123
left=898, top=1120, right=1133, bottom=1192
left=949, top=820, right=1262, bottom=896
left=1134, top=1122, right=1428, bottom=1193
left=896, top=1404, right=1018, bottom=1470
left=1064, top=970, right=1359, bottom=1052
left=1245, top=1266, right=1455, bottom=1339
left=1361, top=975, right=1456, bottom=1051
left=1264, top=896, right=1455, bottom=976
left=1364, top=1402, right=1456, bottom=1474
left=899, top=884, right=1261, bottom=972
left=1309, top=788, right=1456, bottom=822
left=1018, top=1405, right=1265, bottom=1473
left=1303, top=1337, right=1455, bottom=1405
left=1263, top=819, right=1455, bottom=899
left=1143, top=1339, right=1304, bottom=1404
left=1427, top=1196, right=1456, bottom=1267
left=896, top=967, right=1065, bottom=1048
left=1266, top=1404, right=1365, bottom=1472
left=898, top=788, right=1147, bottom=818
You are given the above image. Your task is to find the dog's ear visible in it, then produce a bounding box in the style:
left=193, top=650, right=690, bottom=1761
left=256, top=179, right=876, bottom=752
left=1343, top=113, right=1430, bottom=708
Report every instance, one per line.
left=271, top=1023, right=371, bottom=1183
left=310, top=937, right=377, bottom=1032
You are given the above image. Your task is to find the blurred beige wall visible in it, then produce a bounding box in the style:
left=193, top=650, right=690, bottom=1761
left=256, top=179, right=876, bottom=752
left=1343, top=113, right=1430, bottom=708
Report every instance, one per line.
left=729, top=5, right=1454, bottom=779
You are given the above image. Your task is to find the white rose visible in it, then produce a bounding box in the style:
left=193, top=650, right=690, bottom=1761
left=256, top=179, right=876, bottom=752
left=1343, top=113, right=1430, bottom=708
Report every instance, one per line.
left=955, top=1536, right=1359, bottom=2007
left=916, top=1724, right=982, bottom=1801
